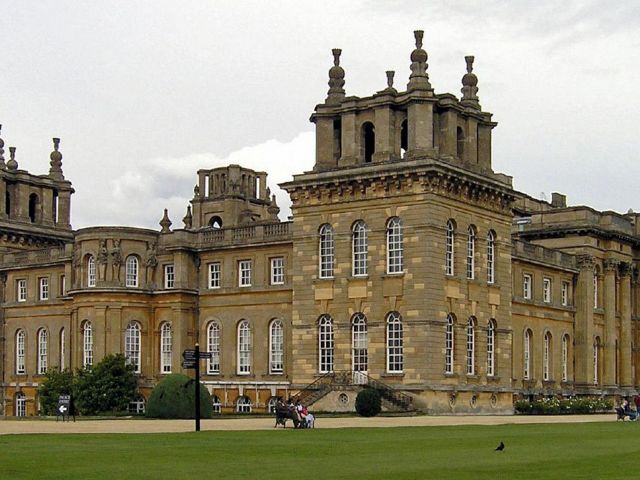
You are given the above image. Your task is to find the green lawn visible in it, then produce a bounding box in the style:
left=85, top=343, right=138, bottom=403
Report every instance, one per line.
left=1, top=422, right=638, bottom=479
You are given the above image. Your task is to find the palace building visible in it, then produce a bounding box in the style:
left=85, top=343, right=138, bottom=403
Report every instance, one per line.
left=1, top=31, right=638, bottom=417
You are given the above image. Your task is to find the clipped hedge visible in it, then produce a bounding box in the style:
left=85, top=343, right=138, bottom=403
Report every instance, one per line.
left=146, top=374, right=213, bottom=419
left=355, top=388, right=382, bottom=417
left=515, top=396, right=613, bottom=415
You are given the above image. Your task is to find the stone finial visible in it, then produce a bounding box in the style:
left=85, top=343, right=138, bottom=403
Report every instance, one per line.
left=0, top=124, right=5, bottom=169
left=386, top=70, right=395, bottom=89
left=193, top=184, right=200, bottom=198
left=7, top=146, right=18, bottom=171
left=407, top=30, right=432, bottom=91
left=159, top=208, right=172, bottom=233
left=182, top=205, right=193, bottom=230
left=267, top=194, right=280, bottom=219
left=326, top=48, right=346, bottom=104
left=49, top=137, right=65, bottom=180
left=460, top=55, right=480, bottom=109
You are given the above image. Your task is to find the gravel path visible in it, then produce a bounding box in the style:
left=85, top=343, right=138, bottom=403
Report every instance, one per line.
left=0, top=414, right=617, bottom=435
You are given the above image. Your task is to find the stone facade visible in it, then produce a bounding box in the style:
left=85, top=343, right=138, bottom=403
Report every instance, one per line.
left=0, top=31, right=637, bottom=416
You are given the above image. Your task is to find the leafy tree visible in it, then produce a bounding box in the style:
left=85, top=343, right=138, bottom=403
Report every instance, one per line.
left=74, top=354, right=138, bottom=415
left=355, top=388, right=382, bottom=417
left=37, top=368, right=75, bottom=415
left=146, top=373, right=212, bottom=419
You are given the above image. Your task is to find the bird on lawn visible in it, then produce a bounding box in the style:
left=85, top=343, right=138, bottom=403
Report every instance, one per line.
left=495, top=441, right=505, bottom=451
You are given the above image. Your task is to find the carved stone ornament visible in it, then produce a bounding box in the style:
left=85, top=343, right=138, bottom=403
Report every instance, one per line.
left=603, top=258, right=620, bottom=273
left=576, top=254, right=596, bottom=271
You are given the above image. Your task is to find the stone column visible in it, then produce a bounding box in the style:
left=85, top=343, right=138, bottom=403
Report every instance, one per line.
left=619, top=262, right=633, bottom=387
left=406, top=101, right=434, bottom=158
left=57, top=190, right=72, bottom=228
left=603, top=258, right=618, bottom=388
left=575, top=255, right=595, bottom=387
left=0, top=179, right=6, bottom=219
left=373, top=106, right=394, bottom=162
left=339, top=110, right=358, bottom=166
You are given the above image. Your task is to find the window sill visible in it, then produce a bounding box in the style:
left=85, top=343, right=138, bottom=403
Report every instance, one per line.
left=444, top=372, right=458, bottom=379
left=381, top=373, right=404, bottom=378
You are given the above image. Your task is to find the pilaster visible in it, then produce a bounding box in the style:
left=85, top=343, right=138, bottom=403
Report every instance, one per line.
left=603, top=258, right=618, bottom=388
left=575, top=255, right=595, bottom=387
left=619, top=262, right=633, bottom=387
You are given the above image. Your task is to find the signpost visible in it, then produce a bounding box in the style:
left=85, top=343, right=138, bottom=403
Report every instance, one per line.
left=56, top=394, right=74, bottom=422
left=182, top=344, right=213, bottom=432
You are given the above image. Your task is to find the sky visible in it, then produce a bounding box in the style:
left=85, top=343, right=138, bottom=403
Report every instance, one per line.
left=1, top=0, right=639, bottom=229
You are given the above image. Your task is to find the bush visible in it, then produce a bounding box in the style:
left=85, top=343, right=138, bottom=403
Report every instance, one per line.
left=146, top=374, right=212, bottom=419
left=38, top=368, right=75, bottom=415
left=355, top=388, right=382, bottom=417
left=515, top=396, right=613, bottom=415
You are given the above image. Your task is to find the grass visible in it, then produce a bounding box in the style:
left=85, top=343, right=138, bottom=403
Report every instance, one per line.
left=1, top=422, right=638, bottom=479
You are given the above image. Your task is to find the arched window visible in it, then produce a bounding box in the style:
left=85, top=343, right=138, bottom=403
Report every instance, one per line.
left=319, top=224, right=335, bottom=278
left=524, top=329, right=532, bottom=380
left=212, top=395, right=222, bottom=414
left=466, top=317, right=476, bottom=375
left=82, top=321, right=93, bottom=367
left=267, top=396, right=279, bottom=414
left=593, top=336, right=600, bottom=385
left=400, top=119, right=408, bottom=158
left=362, top=122, right=375, bottom=163
left=352, top=220, right=368, bottom=277
left=562, top=334, right=569, bottom=382
left=467, top=225, right=476, bottom=280
left=37, top=329, right=48, bottom=375
left=16, top=329, right=26, bottom=374
left=207, top=322, right=221, bottom=374
left=15, top=392, right=26, bottom=417
left=160, top=323, right=172, bottom=374
left=543, top=332, right=552, bottom=381
left=209, top=216, right=223, bottom=229
left=593, top=267, right=599, bottom=308
left=487, top=231, right=496, bottom=284
left=386, top=312, right=403, bottom=373
left=125, top=322, right=141, bottom=373
left=456, top=126, right=465, bottom=158
left=445, top=314, right=455, bottom=374
left=236, top=395, right=252, bottom=413
left=352, top=313, right=368, bottom=383
left=446, top=220, right=455, bottom=276
left=126, top=256, right=139, bottom=287
left=237, top=320, right=251, bottom=375
left=487, top=319, right=496, bottom=377
left=87, top=255, right=96, bottom=287
left=128, top=395, right=146, bottom=414
left=386, top=217, right=403, bottom=274
left=59, top=328, right=65, bottom=370
left=269, top=319, right=284, bottom=374
left=318, top=315, right=334, bottom=373
left=29, top=193, right=38, bottom=223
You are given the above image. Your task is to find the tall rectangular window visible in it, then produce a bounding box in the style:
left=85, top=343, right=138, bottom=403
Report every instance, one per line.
left=523, top=274, right=532, bottom=300
left=39, top=277, right=49, bottom=301
left=319, top=224, right=335, bottom=278
left=270, top=257, right=284, bottom=285
left=543, top=278, right=551, bottom=303
left=386, top=217, right=403, bottom=274
left=561, top=281, right=569, bottom=306
left=17, top=279, right=27, bottom=302
left=487, top=232, right=495, bottom=284
left=466, top=226, right=476, bottom=280
left=164, top=264, right=175, bottom=289
left=352, top=221, right=368, bottom=277
left=59, top=274, right=66, bottom=296
left=208, top=262, right=221, bottom=289
left=239, top=260, right=252, bottom=287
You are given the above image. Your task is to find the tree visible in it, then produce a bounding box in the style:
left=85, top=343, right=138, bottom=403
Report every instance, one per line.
left=74, top=354, right=138, bottom=415
left=355, top=388, right=382, bottom=417
left=37, top=368, right=75, bottom=415
left=145, top=373, right=213, bottom=419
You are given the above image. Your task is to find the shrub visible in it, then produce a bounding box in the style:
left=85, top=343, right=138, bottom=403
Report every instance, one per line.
left=515, top=396, right=613, bottom=415
left=355, top=388, right=382, bottom=417
left=38, top=368, right=75, bottom=415
left=146, top=374, right=212, bottom=419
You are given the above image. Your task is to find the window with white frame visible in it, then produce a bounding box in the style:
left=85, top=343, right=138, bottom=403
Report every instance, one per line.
left=524, top=329, right=532, bottom=380
left=160, top=323, right=172, bottom=373
left=59, top=274, right=66, bottom=296
left=466, top=318, right=476, bottom=375
left=126, top=256, right=139, bottom=287
left=487, top=319, right=496, bottom=377
left=352, top=313, right=368, bottom=375
left=125, top=322, right=141, bottom=373
left=60, top=328, right=65, bottom=370
left=17, top=279, right=27, bottom=302
left=236, top=395, right=252, bottom=413
left=237, top=320, right=251, bottom=374
left=561, top=281, right=569, bottom=306
left=562, top=334, right=569, bottom=382
left=386, top=217, right=403, bottom=274
left=543, top=332, right=551, bottom=381
left=543, top=278, right=551, bottom=303
left=268, top=397, right=279, bottom=414
left=269, top=319, right=284, bottom=374
left=87, top=255, right=96, bottom=287
left=238, top=260, right=252, bottom=287
left=445, top=314, right=454, bottom=374
left=523, top=274, right=532, bottom=300
left=207, top=322, right=221, bottom=374
left=82, top=321, right=93, bottom=368
left=16, top=329, right=26, bottom=374
left=128, top=396, right=146, bottom=414
left=593, top=337, right=600, bottom=385
left=37, top=329, right=48, bottom=375
left=163, top=264, right=175, bottom=289
left=386, top=312, right=403, bottom=373
left=208, top=262, right=221, bottom=289
left=270, top=257, right=285, bottom=285
left=212, top=395, right=222, bottom=414
left=467, top=225, right=476, bottom=280
left=445, top=220, right=455, bottom=276
left=352, top=220, right=368, bottom=277
left=319, top=224, right=335, bottom=278
left=487, top=231, right=495, bottom=284
left=593, top=269, right=599, bottom=308
left=319, top=315, right=334, bottom=373
left=15, top=392, right=26, bottom=417
left=39, top=277, right=49, bottom=301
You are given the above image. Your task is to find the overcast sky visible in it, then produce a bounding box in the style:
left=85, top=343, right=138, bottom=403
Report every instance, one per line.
left=2, top=1, right=639, bottom=229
